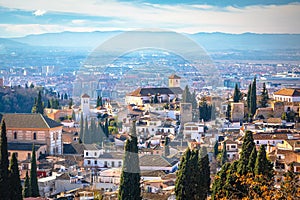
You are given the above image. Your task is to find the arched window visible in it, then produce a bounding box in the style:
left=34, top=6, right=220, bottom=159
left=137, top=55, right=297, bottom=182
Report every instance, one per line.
left=33, top=132, right=37, bottom=140
left=14, top=132, right=17, bottom=139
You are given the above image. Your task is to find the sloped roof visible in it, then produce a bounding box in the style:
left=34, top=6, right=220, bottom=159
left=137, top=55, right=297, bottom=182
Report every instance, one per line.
left=139, top=155, right=178, bottom=167
left=3, top=113, right=62, bottom=129
left=8, top=143, right=42, bottom=151
left=81, top=93, right=90, bottom=98
left=169, top=74, right=181, bottom=79
left=274, top=88, right=300, bottom=97
left=128, top=87, right=183, bottom=97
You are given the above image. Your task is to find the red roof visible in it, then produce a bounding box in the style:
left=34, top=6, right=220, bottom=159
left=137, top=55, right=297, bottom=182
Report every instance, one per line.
left=274, top=88, right=300, bottom=97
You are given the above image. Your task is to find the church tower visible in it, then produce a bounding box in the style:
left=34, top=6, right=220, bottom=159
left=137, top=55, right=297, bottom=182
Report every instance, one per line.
left=81, top=93, right=90, bottom=117
left=169, top=74, right=181, bottom=87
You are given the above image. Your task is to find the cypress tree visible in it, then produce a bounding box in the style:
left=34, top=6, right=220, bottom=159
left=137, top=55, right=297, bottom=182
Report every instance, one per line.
left=79, top=112, right=84, bottom=143
left=69, top=98, right=73, bottom=109
left=30, top=145, right=39, bottom=197
left=9, top=153, right=22, bottom=200
left=211, top=163, right=231, bottom=200
left=259, top=82, right=269, bottom=108
left=64, top=93, right=68, bottom=100
left=221, top=142, right=228, bottom=166
left=175, top=148, right=191, bottom=200
left=0, top=120, right=9, bottom=199
left=237, top=131, right=255, bottom=175
left=233, top=83, right=241, bottom=103
left=226, top=103, right=231, bottom=120
left=198, top=147, right=210, bottom=200
left=254, top=145, right=273, bottom=180
left=118, top=120, right=141, bottom=200
left=36, top=91, right=44, bottom=115
left=247, top=146, right=257, bottom=174
left=83, top=116, right=89, bottom=144
left=224, top=161, right=242, bottom=199
left=247, top=83, right=252, bottom=114
left=23, top=171, right=30, bottom=198
left=250, top=77, right=257, bottom=117
left=47, top=99, right=51, bottom=108
left=191, top=90, right=198, bottom=109
left=213, top=141, right=219, bottom=159
left=182, top=85, right=192, bottom=103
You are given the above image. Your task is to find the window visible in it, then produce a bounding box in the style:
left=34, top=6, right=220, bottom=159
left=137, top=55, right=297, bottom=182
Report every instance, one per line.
left=118, top=161, right=122, bottom=167
left=231, top=145, right=236, bottom=149
left=15, top=152, right=18, bottom=158
left=14, top=132, right=17, bottom=139
left=87, top=160, right=91, bottom=165
left=112, top=161, right=115, bottom=167
left=104, top=161, right=108, bottom=167
left=33, top=132, right=37, bottom=140
left=256, top=141, right=259, bottom=144
left=86, top=152, right=89, bottom=156
left=27, top=153, right=31, bottom=160
left=94, top=152, right=97, bottom=156
left=94, top=160, right=97, bottom=165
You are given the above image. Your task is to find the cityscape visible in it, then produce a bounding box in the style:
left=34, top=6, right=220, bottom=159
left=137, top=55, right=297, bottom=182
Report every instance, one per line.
left=0, top=0, right=300, bottom=200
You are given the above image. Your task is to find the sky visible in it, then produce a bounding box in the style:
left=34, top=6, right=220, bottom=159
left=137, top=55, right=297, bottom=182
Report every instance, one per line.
left=0, top=0, right=300, bottom=37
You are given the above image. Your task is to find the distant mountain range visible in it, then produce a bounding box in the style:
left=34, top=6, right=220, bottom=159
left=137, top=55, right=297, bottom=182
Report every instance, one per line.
left=1, top=31, right=299, bottom=51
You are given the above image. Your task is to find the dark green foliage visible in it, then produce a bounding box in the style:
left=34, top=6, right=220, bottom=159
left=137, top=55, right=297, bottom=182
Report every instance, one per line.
left=175, top=147, right=210, bottom=200
left=224, top=161, right=242, bottom=199
left=153, top=94, right=159, bottom=103
left=72, top=110, right=76, bottom=121
left=9, top=153, right=22, bottom=200
left=191, top=90, right=198, bottom=109
left=118, top=121, right=141, bottom=200
left=23, top=171, right=30, bottom=198
left=182, top=85, right=192, bottom=103
left=247, top=83, right=252, bottom=119
left=79, top=112, right=84, bottom=142
left=280, top=163, right=300, bottom=198
left=211, top=103, right=216, bottom=120
left=199, top=97, right=212, bottom=122
left=250, top=77, right=257, bottom=117
left=36, top=91, right=44, bottom=115
left=213, top=141, right=219, bottom=159
left=30, top=145, right=39, bottom=197
left=211, top=163, right=231, bottom=200
left=0, top=120, right=9, bottom=199
left=64, top=93, right=68, bottom=100
left=47, top=99, right=51, bottom=108
left=233, top=83, right=241, bottom=103
left=69, top=98, right=73, bottom=109
left=96, top=96, right=103, bottom=107
left=175, top=148, right=191, bottom=200
left=221, top=142, right=228, bottom=166
left=254, top=145, right=273, bottom=180
left=237, top=131, right=255, bottom=175
left=247, top=146, right=257, bottom=173
left=226, top=103, right=231, bottom=120
left=259, top=83, right=269, bottom=108
left=83, top=116, right=89, bottom=144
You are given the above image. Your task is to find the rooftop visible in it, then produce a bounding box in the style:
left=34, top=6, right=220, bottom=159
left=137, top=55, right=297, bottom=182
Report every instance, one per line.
left=274, top=88, right=300, bottom=97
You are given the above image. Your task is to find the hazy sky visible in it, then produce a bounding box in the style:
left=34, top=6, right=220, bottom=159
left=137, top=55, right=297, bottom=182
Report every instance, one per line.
left=0, top=0, right=299, bottom=37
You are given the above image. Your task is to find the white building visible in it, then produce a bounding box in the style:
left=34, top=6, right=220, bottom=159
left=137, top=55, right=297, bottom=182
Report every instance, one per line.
left=183, top=122, right=205, bottom=142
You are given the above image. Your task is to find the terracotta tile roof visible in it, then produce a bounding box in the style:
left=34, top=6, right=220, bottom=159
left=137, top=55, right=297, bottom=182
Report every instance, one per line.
left=253, top=133, right=288, bottom=140
left=274, top=88, right=300, bottom=97
left=128, top=87, right=182, bottom=97
left=285, top=139, right=300, bottom=148
left=266, top=118, right=282, bottom=124
left=81, top=93, right=90, bottom=98
left=169, top=74, right=181, bottom=79
left=3, top=113, right=62, bottom=129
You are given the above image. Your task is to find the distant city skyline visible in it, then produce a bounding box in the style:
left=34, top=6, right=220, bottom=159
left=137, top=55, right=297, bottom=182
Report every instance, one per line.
left=0, top=0, right=300, bottom=37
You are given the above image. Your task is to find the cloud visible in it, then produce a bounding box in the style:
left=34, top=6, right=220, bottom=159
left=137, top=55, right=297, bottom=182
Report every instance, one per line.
left=33, top=9, right=46, bottom=16
left=0, top=0, right=299, bottom=37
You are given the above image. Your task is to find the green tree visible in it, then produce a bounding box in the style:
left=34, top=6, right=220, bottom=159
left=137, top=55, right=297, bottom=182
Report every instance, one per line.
left=191, top=90, right=198, bottom=109
left=247, top=83, right=252, bottom=113
left=96, top=96, right=103, bottom=107
left=254, top=145, right=273, bottom=180
left=233, top=83, right=241, bottom=103
left=198, top=147, right=210, bottom=200
left=182, top=85, right=192, bottom=103
left=36, top=91, right=44, bottom=115
left=247, top=146, right=257, bottom=174
left=175, top=148, right=192, bottom=200
left=259, top=82, right=269, bottom=108
left=118, top=120, right=141, bottom=200
left=30, top=145, right=39, bottom=197
left=79, top=112, right=84, bottom=143
left=83, top=116, right=89, bottom=144
left=226, top=103, right=231, bottom=120
left=153, top=94, right=159, bottom=103
left=279, top=162, right=300, bottom=198
left=9, top=153, right=22, bottom=200
left=250, top=77, right=257, bottom=117
left=0, top=120, right=9, bottom=199
left=64, top=93, right=68, bottom=100
left=69, top=98, right=73, bottom=109
left=221, top=142, right=228, bottom=166
left=237, top=131, right=255, bottom=175
left=213, top=141, right=219, bottom=159
left=211, top=163, right=231, bottom=200
left=23, top=171, right=30, bottom=198
left=47, top=99, right=51, bottom=108
left=199, top=97, right=212, bottom=122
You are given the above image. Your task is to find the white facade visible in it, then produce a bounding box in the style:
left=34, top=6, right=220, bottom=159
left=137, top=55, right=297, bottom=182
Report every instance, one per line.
left=183, top=122, right=204, bottom=140
left=81, top=95, right=90, bottom=117
left=49, top=129, right=62, bottom=155
left=83, top=150, right=123, bottom=169
left=273, top=94, right=300, bottom=103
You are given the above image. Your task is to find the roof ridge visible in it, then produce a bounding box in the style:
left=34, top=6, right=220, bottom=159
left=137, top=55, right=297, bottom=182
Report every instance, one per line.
left=40, top=114, right=50, bottom=129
